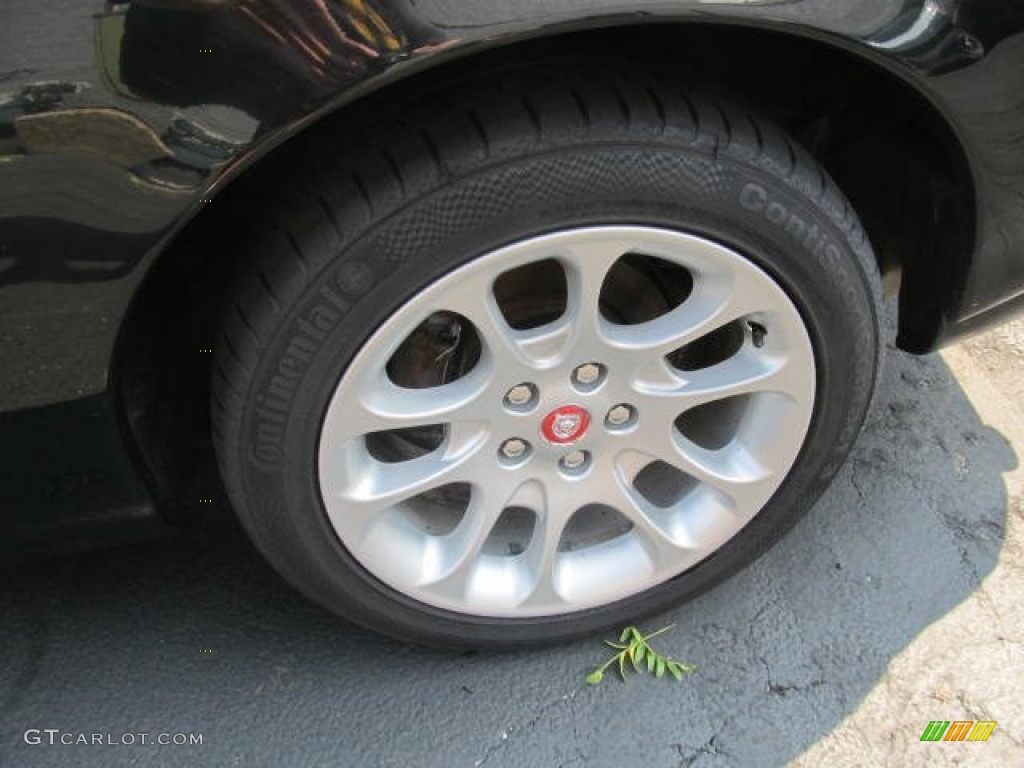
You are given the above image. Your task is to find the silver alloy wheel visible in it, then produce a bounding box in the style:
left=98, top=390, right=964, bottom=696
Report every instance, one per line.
left=318, top=226, right=815, bottom=617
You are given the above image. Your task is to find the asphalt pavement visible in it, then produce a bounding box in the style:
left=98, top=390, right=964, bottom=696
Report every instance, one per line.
left=2, top=310, right=1022, bottom=767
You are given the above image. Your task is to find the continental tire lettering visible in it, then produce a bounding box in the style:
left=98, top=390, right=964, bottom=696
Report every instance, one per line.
left=278, top=357, right=304, bottom=379
left=252, top=430, right=283, bottom=465
left=784, top=215, right=806, bottom=240
left=740, top=182, right=843, bottom=261
left=321, top=282, right=352, bottom=310
left=285, top=333, right=318, bottom=365
left=740, top=182, right=766, bottom=211
left=267, top=374, right=297, bottom=402
left=248, top=285, right=346, bottom=469
left=254, top=396, right=287, bottom=424
left=309, top=304, right=340, bottom=331
left=766, top=202, right=787, bottom=224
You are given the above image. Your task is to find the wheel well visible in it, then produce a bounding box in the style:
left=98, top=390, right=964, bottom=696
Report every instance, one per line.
left=115, top=21, right=974, bottom=523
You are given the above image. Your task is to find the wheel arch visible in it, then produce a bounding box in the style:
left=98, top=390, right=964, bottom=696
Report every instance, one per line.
left=113, top=17, right=974, bottom=522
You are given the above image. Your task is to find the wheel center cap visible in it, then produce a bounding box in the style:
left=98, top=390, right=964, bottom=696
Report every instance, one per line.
left=541, top=405, right=591, bottom=445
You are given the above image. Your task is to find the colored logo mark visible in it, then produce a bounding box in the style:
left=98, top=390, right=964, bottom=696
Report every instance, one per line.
left=540, top=405, right=590, bottom=445
left=920, top=720, right=997, bottom=742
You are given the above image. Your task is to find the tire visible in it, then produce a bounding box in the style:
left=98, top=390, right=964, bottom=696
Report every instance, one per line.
left=211, top=66, right=881, bottom=649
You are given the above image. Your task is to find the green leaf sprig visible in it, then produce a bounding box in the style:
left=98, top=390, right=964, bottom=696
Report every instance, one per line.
left=586, top=624, right=696, bottom=684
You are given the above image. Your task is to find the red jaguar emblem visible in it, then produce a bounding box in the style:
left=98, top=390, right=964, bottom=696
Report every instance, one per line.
left=541, top=405, right=591, bottom=445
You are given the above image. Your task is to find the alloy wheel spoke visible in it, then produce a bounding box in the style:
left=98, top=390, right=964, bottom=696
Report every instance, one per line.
left=663, top=434, right=770, bottom=511
left=336, top=368, right=493, bottom=442
left=338, top=443, right=485, bottom=519
left=606, top=471, right=691, bottom=561
left=677, top=355, right=795, bottom=407
left=418, top=479, right=518, bottom=590
left=604, top=279, right=758, bottom=364
left=558, top=238, right=633, bottom=353
left=433, top=272, right=544, bottom=373
left=625, top=418, right=771, bottom=511
left=639, top=351, right=792, bottom=407
left=519, top=504, right=570, bottom=610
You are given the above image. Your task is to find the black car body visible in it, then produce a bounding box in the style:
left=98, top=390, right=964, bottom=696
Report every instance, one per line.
left=3, top=0, right=1024, bottom=642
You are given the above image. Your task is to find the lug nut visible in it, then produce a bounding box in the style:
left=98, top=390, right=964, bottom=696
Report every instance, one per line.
left=500, top=438, right=529, bottom=460
left=560, top=450, right=589, bottom=471
left=573, top=362, right=604, bottom=388
left=606, top=404, right=634, bottom=427
left=504, top=383, right=536, bottom=407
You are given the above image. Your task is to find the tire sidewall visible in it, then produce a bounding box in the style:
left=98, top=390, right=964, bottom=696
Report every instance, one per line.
left=231, top=146, right=878, bottom=647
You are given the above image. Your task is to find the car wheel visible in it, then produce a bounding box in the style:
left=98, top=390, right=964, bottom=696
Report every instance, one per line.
left=211, top=68, right=881, bottom=648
